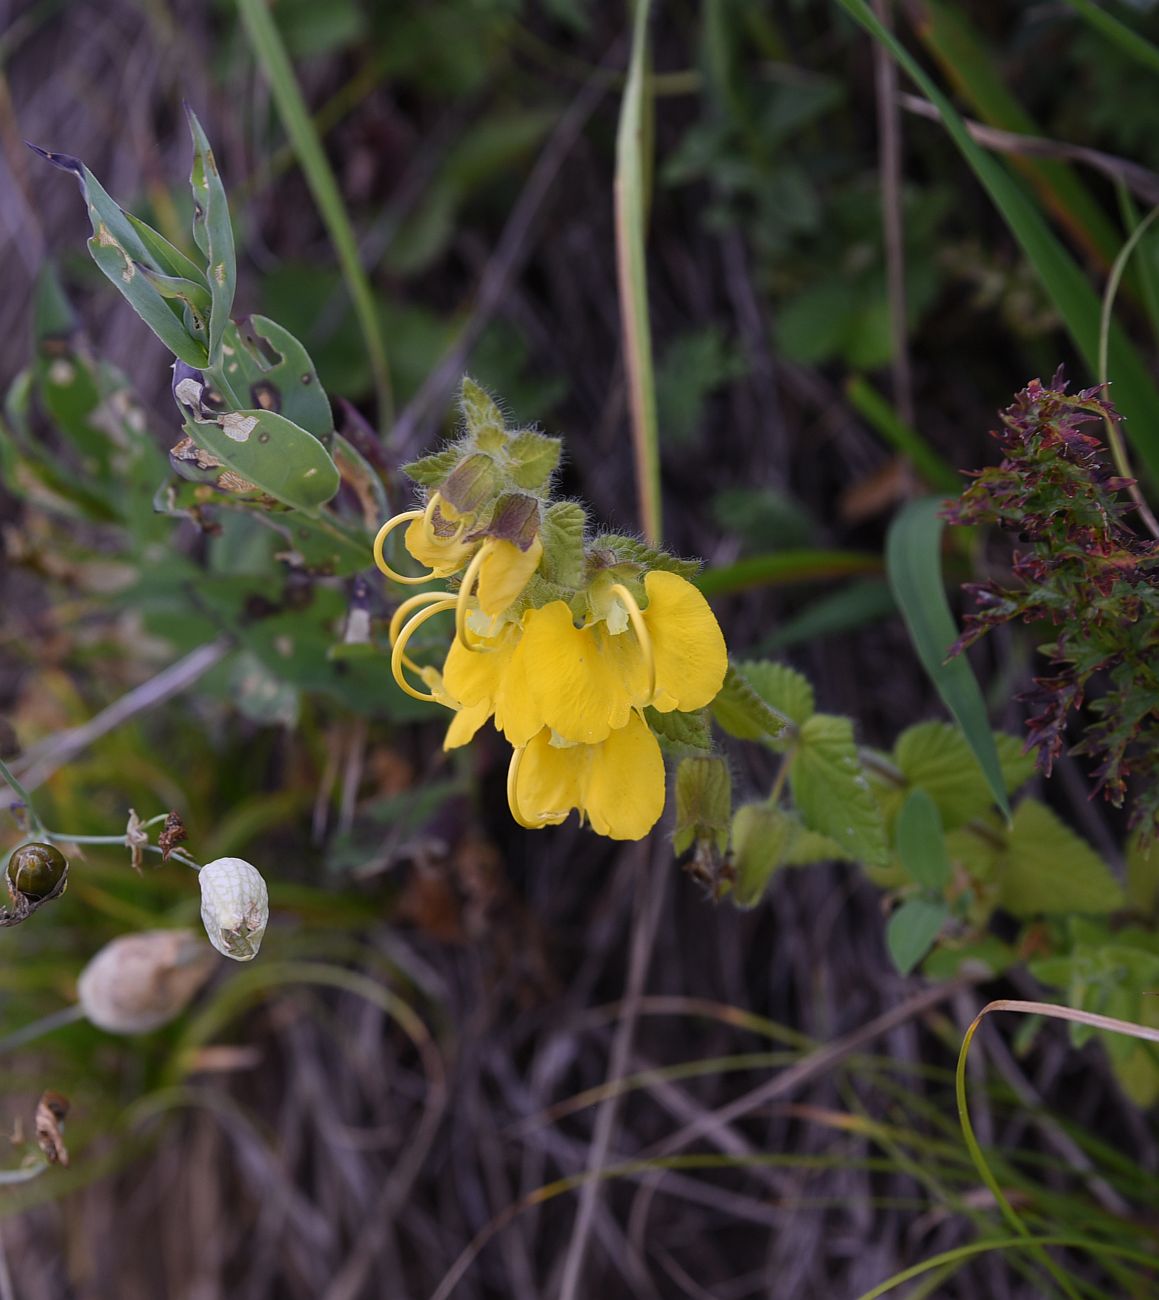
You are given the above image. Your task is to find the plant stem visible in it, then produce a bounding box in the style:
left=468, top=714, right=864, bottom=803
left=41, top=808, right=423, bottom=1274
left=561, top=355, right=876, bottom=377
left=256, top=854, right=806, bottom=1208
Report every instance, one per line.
left=0, top=757, right=45, bottom=837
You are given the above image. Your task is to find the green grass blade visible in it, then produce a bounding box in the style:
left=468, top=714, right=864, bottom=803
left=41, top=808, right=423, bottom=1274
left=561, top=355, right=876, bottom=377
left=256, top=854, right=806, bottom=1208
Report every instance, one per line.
left=615, top=0, right=662, bottom=544
left=235, top=0, right=393, bottom=426
left=1063, top=0, right=1159, bottom=76
left=885, top=497, right=1010, bottom=820
left=837, top=0, right=1159, bottom=487
left=697, top=549, right=881, bottom=597
left=914, top=0, right=1122, bottom=268
left=846, top=375, right=959, bottom=492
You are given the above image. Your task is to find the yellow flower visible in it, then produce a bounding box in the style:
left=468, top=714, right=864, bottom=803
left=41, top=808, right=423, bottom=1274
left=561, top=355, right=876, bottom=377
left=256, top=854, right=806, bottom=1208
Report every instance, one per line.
left=494, top=571, right=727, bottom=746
left=508, top=712, right=666, bottom=840
left=373, top=493, right=475, bottom=585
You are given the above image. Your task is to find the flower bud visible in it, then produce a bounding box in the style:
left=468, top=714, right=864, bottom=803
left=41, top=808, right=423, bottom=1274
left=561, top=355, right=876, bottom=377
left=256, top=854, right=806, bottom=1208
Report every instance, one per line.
left=6, top=843, right=68, bottom=903
left=77, top=929, right=216, bottom=1034
left=198, top=857, right=268, bottom=961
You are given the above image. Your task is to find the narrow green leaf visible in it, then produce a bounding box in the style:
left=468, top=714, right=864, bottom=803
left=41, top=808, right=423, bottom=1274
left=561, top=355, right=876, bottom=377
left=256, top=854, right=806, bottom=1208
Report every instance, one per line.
left=31, top=146, right=209, bottom=367
left=846, top=375, right=959, bottom=492
left=185, top=108, right=237, bottom=366
left=887, top=898, right=949, bottom=975
left=896, top=788, right=951, bottom=890
left=696, top=549, right=880, bottom=597
left=886, top=497, right=1010, bottom=819
left=122, top=211, right=207, bottom=283
left=838, top=0, right=1159, bottom=486
left=790, top=713, right=888, bottom=866
left=235, top=0, right=393, bottom=422
left=1062, top=0, right=1159, bottom=76
left=186, top=408, right=340, bottom=511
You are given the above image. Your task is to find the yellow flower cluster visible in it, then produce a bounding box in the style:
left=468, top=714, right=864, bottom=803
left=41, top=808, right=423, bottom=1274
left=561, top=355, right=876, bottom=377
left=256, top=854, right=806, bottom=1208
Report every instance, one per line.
left=373, top=491, right=727, bottom=840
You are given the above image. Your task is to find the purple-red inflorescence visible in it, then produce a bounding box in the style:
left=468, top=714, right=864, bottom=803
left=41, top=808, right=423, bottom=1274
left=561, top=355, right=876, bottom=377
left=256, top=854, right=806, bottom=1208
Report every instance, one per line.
left=944, top=372, right=1159, bottom=833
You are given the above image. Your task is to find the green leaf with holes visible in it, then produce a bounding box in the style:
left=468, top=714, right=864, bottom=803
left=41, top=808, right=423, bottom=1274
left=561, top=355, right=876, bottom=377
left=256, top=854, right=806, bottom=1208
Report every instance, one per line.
left=187, top=409, right=339, bottom=511
left=186, top=108, right=237, bottom=365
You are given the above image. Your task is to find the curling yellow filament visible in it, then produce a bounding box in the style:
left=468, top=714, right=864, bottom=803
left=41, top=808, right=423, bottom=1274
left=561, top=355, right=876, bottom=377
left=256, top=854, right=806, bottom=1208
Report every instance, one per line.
left=389, top=591, right=454, bottom=673
left=609, top=582, right=656, bottom=704
left=372, top=510, right=437, bottom=586
left=390, top=598, right=456, bottom=701
left=454, top=541, right=493, bottom=654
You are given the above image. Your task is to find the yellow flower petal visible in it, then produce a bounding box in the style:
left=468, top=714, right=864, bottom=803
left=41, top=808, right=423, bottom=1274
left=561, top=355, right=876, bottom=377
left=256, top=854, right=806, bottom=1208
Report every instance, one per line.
left=444, top=699, right=491, bottom=749
left=476, top=536, right=543, bottom=617
left=516, top=602, right=635, bottom=745
left=582, top=712, right=665, bottom=840
left=443, top=623, right=520, bottom=717
left=513, top=728, right=582, bottom=827
left=641, top=570, right=728, bottom=713
left=404, top=506, right=475, bottom=577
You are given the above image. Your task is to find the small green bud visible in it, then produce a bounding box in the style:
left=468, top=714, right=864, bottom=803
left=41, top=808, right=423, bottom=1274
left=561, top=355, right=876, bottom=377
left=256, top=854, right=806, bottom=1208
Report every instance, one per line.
left=6, top=842, right=68, bottom=903
left=730, top=803, right=793, bottom=909
left=674, top=757, right=732, bottom=858
left=440, top=452, right=499, bottom=515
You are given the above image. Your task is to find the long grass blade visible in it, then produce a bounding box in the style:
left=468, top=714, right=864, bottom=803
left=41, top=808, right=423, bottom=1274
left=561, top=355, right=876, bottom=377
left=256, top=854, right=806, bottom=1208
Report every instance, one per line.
left=615, top=0, right=662, bottom=544
left=1063, top=0, right=1159, bottom=76
left=837, top=0, right=1159, bottom=486
left=235, top=0, right=393, bottom=426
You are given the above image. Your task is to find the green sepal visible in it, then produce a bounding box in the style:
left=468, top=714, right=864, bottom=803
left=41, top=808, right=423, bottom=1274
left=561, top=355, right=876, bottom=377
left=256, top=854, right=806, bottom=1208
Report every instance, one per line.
left=508, top=430, right=561, bottom=492
left=674, top=756, right=732, bottom=857
left=540, top=501, right=587, bottom=588
left=403, top=444, right=463, bottom=488
left=594, top=533, right=701, bottom=580
left=647, top=707, right=713, bottom=756
left=460, top=376, right=504, bottom=440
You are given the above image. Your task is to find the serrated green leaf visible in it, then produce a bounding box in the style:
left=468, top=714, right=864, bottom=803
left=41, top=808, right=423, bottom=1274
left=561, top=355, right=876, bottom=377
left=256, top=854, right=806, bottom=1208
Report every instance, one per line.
left=782, top=825, right=853, bottom=866
left=1001, top=799, right=1123, bottom=917
left=186, top=108, right=237, bottom=366
left=712, top=663, right=793, bottom=745
left=674, top=755, right=731, bottom=856
left=1127, top=830, right=1159, bottom=916
left=886, top=498, right=1010, bottom=819
left=893, top=722, right=1021, bottom=830
left=31, top=147, right=209, bottom=366
left=508, top=430, right=561, bottom=491
left=896, top=787, right=951, bottom=890
left=733, top=660, right=815, bottom=726
left=790, top=713, right=888, bottom=866
left=540, top=501, right=586, bottom=588
left=187, top=408, right=340, bottom=511
left=596, top=533, right=702, bottom=580
left=646, top=707, right=713, bottom=755
left=402, top=445, right=463, bottom=488
left=887, top=897, right=950, bottom=975
left=731, top=803, right=795, bottom=908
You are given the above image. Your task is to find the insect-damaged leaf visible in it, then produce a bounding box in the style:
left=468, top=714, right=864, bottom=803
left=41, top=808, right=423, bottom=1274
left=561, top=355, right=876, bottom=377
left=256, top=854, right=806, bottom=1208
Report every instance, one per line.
left=225, top=316, right=334, bottom=439
left=184, top=408, right=340, bottom=511
left=29, top=145, right=209, bottom=368
left=186, top=107, right=237, bottom=366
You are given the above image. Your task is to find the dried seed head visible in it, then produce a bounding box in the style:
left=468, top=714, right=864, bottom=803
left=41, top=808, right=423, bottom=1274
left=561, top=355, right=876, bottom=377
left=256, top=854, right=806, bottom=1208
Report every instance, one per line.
left=198, top=857, right=268, bottom=961
left=77, top=929, right=217, bottom=1034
